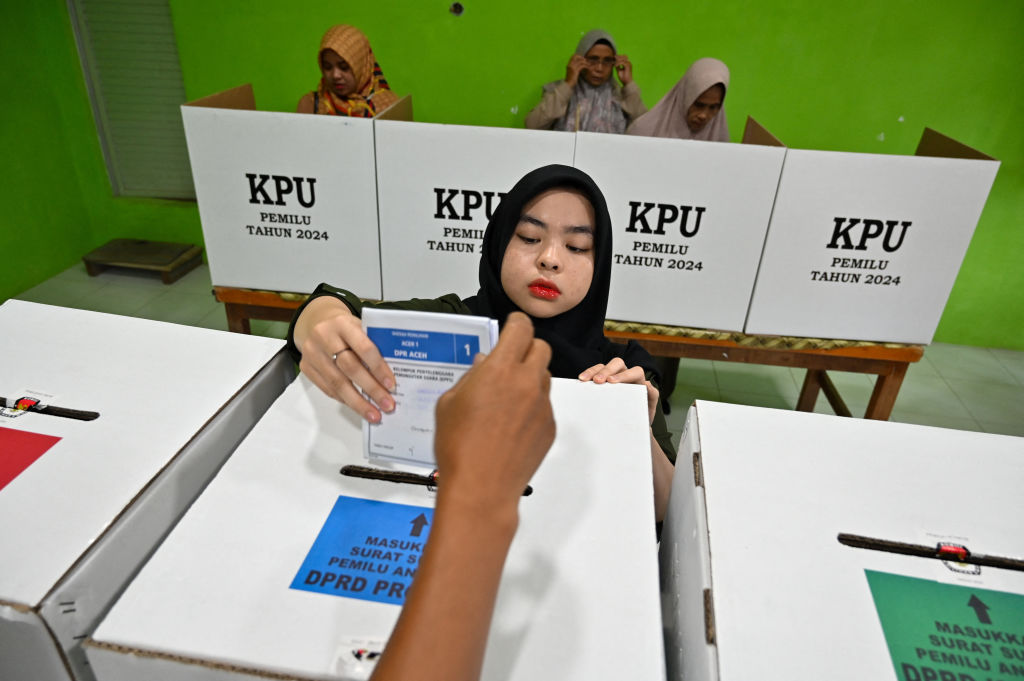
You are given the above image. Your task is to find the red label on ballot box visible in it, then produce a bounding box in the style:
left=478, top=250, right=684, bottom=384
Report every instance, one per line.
left=0, top=426, right=61, bottom=491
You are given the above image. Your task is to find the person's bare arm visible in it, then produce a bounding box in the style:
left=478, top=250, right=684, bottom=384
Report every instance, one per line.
left=370, top=312, right=555, bottom=681
left=297, top=92, right=315, bottom=113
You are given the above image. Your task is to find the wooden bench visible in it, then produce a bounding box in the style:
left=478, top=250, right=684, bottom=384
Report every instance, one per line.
left=212, top=286, right=308, bottom=334
left=603, top=323, right=923, bottom=421
left=212, top=286, right=923, bottom=420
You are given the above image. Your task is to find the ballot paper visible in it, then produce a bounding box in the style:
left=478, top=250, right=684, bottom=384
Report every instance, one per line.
left=362, top=308, right=498, bottom=467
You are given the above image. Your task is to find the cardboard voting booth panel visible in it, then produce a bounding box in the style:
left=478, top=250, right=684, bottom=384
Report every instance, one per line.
left=575, top=133, right=785, bottom=330
left=745, top=148, right=999, bottom=343
left=87, top=376, right=665, bottom=681
left=182, top=91, right=381, bottom=296
left=0, top=301, right=291, bottom=681
left=661, top=401, right=1024, bottom=681
left=374, top=120, right=577, bottom=301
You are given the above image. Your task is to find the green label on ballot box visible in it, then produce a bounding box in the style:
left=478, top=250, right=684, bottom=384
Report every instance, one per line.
left=865, top=570, right=1024, bottom=681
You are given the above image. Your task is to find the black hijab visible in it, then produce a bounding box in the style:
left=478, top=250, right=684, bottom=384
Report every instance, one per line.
left=464, top=164, right=658, bottom=382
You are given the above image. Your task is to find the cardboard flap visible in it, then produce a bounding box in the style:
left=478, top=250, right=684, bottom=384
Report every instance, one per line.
left=184, top=84, right=255, bottom=111
left=915, top=127, right=995, bottom=161
left=741, top=116, right=786, bottom=147
left=375, top=94, right=413, bottom=121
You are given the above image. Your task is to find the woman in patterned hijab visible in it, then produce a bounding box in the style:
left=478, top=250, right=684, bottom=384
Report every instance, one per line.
left=296, top=25, right=398, bottom=117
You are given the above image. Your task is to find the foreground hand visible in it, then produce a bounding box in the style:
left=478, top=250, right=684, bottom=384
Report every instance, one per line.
left=579, top=357, right=659, bottom=425
left=296, top=297, right=396, bottom=423
left=435, top=312, right=555, bottom=509
left=565, top=54, right=587, bottom=87
left=615, top=54, right=633, bottom=85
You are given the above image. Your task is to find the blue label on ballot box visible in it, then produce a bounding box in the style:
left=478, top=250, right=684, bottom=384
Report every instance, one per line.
left=366, top=327, right=479, bottom=366
left=291, top=495, right=434, bottom=606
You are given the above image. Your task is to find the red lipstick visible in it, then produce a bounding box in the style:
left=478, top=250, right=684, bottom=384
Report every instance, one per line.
left=528, top=278, right=561, bottom=300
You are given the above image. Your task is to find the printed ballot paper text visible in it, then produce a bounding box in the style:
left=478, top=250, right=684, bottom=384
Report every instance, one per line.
left=362, top=308, right=498, bottom=468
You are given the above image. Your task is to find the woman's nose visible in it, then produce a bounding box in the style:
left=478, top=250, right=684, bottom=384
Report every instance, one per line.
left=538, top=246, right=560, bottom=270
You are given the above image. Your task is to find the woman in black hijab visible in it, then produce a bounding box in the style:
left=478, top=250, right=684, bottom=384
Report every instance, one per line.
left=289, top=165, right=675, bottom=517
left=465, top=165, right=656, bottom=378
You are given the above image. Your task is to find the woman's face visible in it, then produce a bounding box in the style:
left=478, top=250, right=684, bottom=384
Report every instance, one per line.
left=582, top=43, right=615, bottom=87
left=686, top=83, right=724, bottom=133
left=320, top=49, right=357, bottom=97
left=500, top=188, right=596, bottom=319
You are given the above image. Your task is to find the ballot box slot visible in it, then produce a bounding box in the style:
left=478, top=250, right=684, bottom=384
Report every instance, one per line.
left=837, top=533, right=1024, bottom=573
left=341, top=465, right=533, bottom=496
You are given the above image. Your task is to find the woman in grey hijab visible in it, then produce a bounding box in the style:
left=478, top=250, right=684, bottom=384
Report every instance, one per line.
left=524, top=29, right=647, bottom=133
left=627, top=57, right=730, bottom=141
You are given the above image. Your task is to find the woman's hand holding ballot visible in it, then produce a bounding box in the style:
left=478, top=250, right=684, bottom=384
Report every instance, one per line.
left=293, top=295, right=396, bottom=423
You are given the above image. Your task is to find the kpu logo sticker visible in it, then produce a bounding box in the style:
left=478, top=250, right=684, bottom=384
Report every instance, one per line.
left=1, top=397, right=40, bottom=419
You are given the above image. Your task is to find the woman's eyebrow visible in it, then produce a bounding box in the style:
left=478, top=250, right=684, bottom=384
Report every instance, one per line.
left=518, top=214, right=546, bottom=228
left=518, top=214, right=593, bottom=235
left=566, top=225, right=595, bottom=236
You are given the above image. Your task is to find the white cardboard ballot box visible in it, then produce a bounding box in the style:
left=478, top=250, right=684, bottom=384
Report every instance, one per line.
left=182, top=85, right=397, bottom=297
left=374, top=120, right=577, bottom=301
left=661, top=400, right=1024, bottom=681
left=574, top=132, right=785, bottom=331
left=744, top=148, right=999, bottom=343
left=0, top=301, right=291, bottom=681
left=86, top=376, right=665, bottom=681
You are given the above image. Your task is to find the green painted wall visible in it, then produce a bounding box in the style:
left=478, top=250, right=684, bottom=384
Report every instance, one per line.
left=0, top=1, right=202, bottom=304
left=3, top=1, right=1021, bottom=348
left=166, top=0, right=1024, bottom=350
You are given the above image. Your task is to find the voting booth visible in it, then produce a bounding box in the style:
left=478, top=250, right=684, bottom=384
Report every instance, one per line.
left=86, top=376, right=665, bottom=681
left=184, top=90, right=1000, bottom=348
left=0, top=301, right=291, bottom=681
left=661, top=401, right=1024, bottom=681
left=182, top=85, right=412, bottom=297
left=374, top=120, right=577, bottom=301
left=575, top=131, right=785, bottom=330
left=745, top=130, right=999, bottom=343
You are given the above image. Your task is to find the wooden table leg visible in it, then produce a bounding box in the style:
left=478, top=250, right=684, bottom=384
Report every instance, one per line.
left=224, top=303, right=252, bottom=334
left=864, top=363, right=909, bottom=420
left=818, top=371, right=852, bottom=417
left=796, top=369, right=823, bottom=412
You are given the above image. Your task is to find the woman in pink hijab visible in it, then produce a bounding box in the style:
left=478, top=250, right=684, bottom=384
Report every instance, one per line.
left=627, top=57, right=730, bottom=141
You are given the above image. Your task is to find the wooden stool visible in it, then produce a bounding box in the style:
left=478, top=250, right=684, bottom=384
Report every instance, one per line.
left=83, top=239, right=203, bottom=284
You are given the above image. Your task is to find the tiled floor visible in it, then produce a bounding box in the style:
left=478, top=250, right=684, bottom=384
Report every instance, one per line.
left=13, top=262, right=1024, bottom=441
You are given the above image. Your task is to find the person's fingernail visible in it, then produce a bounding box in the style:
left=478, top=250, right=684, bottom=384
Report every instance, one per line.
left=384, top=377, right=395, bottom=390
left=382, top=397, right=395, bottom=412
left=366, top=410, right=380, bottom=423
